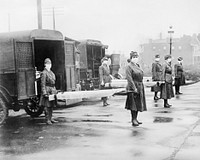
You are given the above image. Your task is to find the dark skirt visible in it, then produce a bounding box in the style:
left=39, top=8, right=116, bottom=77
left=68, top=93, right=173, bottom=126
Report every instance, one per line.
left=39, top=86, right=57, bottom=108
left=160, top=82, right=174, bottom=99
left=174, top=76, right=185, bottom=86
left=125, top=84, right=147, bottom=112
left=151, top=82, right=160, bottom=92
left=100, top=84, right=112, bottom=99
left=39, top=96, right=56, bottom=108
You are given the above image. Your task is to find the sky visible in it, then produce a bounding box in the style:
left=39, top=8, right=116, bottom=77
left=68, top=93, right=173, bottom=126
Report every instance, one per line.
left=0, top=0, right=200, bottom=55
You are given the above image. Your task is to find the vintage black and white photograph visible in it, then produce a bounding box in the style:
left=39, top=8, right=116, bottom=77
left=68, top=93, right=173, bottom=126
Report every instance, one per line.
left=0, top=0, right=200, bottom=159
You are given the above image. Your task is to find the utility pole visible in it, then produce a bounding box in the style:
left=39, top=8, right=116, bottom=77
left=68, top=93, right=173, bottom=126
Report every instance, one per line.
left=43, top=6, right=64, bottom=30
left=8, top=13, right=10, bottom=32
left=53, top=7, right=55, bottom=30
left=37, top=0, right=42, bottom=29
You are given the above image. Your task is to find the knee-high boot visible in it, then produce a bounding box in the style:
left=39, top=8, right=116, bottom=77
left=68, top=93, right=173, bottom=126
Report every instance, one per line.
left=131, top=111, right=139, bottom=126
left=164, top=99, right=171, bottom=108
left=45, top=107, right=52, bottom=125
left=135, top=111, right=142, bottom=124
left=102, top=97, right=109, bottom=106
left=175, top=85, right=178, bottom=94
left=48, top=107, right=53, bottom=121
left=154, top=92, right=159, bottom=100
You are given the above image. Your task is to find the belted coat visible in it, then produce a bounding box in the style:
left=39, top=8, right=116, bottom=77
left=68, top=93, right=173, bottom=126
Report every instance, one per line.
left=174, top=63, right=185, bottom=85
left=39, top=68, right=57, bottom=108
left=151, top=61, right=162, bottom=92
left=99, top=64, right=112, bottom=88
left=125, top=62, right=147, bottom=112
left=160, top=62, right=174, bottom=99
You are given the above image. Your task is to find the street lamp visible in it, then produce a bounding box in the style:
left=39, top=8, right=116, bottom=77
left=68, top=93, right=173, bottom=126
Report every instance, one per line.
left=168, top=26, right=174, bottom=55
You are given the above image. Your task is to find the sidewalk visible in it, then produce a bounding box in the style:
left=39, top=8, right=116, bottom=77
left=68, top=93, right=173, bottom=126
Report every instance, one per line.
left=168, top=82, right=200, bottom=160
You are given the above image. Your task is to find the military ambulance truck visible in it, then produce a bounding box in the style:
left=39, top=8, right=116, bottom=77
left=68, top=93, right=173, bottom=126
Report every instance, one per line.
left=0, top=29, right=66, bottom=124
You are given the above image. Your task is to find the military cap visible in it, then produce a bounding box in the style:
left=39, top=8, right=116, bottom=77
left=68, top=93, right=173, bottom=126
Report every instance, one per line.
left=164, top=55, right=172, bottom=60
left=101, top=56, right=108, bottom=63
left=44, top=58, right=52, bottom=64
left=178, top=56, right=183, bottom=61
left=130, top=51, right=139, bottom=59
left=155, top=54, right=160, bottom=58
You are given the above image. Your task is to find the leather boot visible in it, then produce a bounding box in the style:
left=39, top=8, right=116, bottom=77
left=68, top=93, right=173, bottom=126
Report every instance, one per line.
left=45, top=107, right=52, bottom=125
left=154, top=92, right=159, bottom=101
left=164, top=99, right=172, bottom=108
left=131, top=111, right=139, bottom=126
left=103, top=97, right=109, bottom=106
left=136, top=111, right=142, bottom=124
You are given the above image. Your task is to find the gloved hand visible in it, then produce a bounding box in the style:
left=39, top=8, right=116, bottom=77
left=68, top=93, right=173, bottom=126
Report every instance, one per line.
left=159, top=81, right=165, bottom=84
left=43, top=94, right=49, bottom=98
left=133, top=88, right=138, bottom=94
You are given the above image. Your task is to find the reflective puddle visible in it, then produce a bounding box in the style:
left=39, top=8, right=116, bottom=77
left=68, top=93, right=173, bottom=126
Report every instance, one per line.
left=156, top=111, right=172, bottom=113
left=84, top=114, right=113, bottom=117
left=153, top=117, right=173, bottom=123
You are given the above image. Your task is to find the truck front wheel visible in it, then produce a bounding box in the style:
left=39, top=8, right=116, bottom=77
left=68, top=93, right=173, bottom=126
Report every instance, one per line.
left=24, top=98, right=44, bottom=117
left=0, top=97, right=8, bottom=124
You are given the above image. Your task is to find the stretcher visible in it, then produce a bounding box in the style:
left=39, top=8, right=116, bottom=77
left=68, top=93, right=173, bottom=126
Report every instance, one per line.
left=49, top=80, right=158, bottom=101
left=49, top=88, right=125, bottom=101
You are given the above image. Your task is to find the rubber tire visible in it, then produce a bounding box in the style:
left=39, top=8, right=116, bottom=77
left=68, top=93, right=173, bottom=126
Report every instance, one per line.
left=0, top=97, right=8, bottom=125
left=24, top=99, right=44, bottom=118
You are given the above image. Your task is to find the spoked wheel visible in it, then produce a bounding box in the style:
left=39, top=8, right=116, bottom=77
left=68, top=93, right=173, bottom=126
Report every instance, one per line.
left=0, top=97, right=8, bottom=125
left=24, top=98, right=44, bottom=117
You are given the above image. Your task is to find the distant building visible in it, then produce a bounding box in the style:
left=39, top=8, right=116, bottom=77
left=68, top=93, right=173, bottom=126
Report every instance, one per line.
left=140, top=34, right=200, bottom=69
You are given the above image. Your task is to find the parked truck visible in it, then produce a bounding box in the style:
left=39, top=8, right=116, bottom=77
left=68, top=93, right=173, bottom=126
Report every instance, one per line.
left=0, top=30, right=121, bottom=124
left=77, top=39, right=108, bottom=90
left=0, top=29, right=67, bottom=124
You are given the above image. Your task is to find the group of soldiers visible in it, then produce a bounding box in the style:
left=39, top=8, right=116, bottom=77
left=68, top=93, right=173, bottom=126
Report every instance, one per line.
left=151, top=54, right=185, bottom=107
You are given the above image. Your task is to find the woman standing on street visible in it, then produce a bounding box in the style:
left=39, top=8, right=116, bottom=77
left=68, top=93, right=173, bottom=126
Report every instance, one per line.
left=151, top=54, right=162, bottom=101
left=125, top=51, right=147, bottom=126
left=174, top=57, right=185, bottom=95
left=99, top=57, right=112, bottom=106
left=39, top=58, right=58, bottom=125
left=160, top=55, right=174, bottom=108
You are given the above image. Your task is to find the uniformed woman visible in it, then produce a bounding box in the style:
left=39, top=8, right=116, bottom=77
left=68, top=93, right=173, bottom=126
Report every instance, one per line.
left=174, top=57, right=185, bottom=94
left=151, top=54, right=162, bottom=101
left=125, top=51, right=147, bottom=126
left=160, top=55, right=174, bottom=108
left=39, top=58, right=58, bottom=125
left=99, top=57, right=112, bottom=106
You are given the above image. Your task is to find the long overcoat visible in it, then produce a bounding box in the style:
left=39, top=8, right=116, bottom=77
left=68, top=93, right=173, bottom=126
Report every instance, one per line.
left=151, top=61, right=162, bottom=92
left=39, top=68, right=57, bottom=108
left=174, top=63, right=185, bottom=85
left=99, top=64, right=112, bottom=89
left=160, top=62, right=174, bottom=99
left=125, top=62, right=147, bottom=112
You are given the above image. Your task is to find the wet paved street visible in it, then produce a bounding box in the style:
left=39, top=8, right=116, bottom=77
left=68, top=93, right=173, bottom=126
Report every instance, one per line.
left=0, top=82, right=200, bottom=160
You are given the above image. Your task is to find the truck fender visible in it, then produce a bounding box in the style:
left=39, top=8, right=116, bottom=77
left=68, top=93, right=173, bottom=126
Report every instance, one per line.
left=0, top=86, right=13, bottom=108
